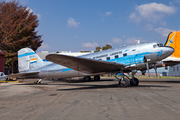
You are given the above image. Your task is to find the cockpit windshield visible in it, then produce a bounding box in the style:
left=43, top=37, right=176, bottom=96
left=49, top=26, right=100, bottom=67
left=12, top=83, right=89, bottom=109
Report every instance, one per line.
left=153, top=43, right=164, bottom=48
left=157, top=43, right=163, bottom=47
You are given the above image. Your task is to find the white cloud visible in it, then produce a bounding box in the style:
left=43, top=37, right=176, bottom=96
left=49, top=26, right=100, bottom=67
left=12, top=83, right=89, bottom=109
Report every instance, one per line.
left=38, top=43, right=49, bottom=50
left=105, top=12, right=113, bottom=16
left=129, top=2, right=176, bottom=23
left=175, top=0, right=180, bottom=3
left=37, top=14, right=41, bottom=19
left=112, top=38, right=122, bottom=43
left=145, top=24, right=153, bottom=31
left=154, top=27, right=175, bottom=37
left=67, top=17, right=80, bottom=27
left=82, top=42, right=98, bottom=48
left=26, top=7, right=41, bottom=19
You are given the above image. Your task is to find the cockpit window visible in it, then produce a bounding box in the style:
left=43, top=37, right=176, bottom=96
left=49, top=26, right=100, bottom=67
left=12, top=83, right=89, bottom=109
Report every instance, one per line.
left=153, top=45, right=157, bottom=48
left=157, top=43, right=163, bottom=47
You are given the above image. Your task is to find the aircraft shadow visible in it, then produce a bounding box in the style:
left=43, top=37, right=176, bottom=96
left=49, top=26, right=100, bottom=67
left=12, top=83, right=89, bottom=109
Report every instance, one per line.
left=140, top=80, right=180, bottom=84
left=56, top=84, right=171, bottom=91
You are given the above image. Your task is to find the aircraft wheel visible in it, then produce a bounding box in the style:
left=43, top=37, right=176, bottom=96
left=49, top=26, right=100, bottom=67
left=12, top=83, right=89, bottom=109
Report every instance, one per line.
left=130, top=78, right=139, bottom=86
left=94, top=75, right=100, bottom=81
left=120, top=78, right=129, bottom=88
left=84, top=76, right=91, bottom=81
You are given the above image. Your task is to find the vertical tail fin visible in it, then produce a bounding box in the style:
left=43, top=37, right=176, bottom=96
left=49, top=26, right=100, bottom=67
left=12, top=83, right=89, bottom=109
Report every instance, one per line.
left=18, top=48, right=44, bottom=72
left=165, top=31, right=180, bottom=58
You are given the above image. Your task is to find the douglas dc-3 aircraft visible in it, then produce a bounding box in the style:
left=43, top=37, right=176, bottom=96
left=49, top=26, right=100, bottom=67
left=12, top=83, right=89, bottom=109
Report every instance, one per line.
left=8, top=31, right=180, bottom=88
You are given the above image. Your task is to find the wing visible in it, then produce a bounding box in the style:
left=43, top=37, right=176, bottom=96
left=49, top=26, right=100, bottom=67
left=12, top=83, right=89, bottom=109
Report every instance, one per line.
left=7, top=72, right=39, bottom=79
left=46, top=54, right=125, bottom=74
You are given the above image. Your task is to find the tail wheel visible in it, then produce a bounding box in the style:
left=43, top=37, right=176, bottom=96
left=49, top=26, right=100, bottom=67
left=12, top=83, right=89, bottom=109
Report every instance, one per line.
left=94, top=75, right=100, bottom=81
left=84, top=76, right=91, bottom=81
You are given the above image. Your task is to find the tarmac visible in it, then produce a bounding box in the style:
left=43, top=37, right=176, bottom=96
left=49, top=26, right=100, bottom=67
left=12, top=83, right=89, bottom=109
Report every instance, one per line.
left=0, top=77, right=180, bottom=120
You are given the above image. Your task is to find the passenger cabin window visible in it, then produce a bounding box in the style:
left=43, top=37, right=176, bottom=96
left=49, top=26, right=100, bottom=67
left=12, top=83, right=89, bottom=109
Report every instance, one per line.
left=106, top=57, right=110, bottom=60
left=153, top=45, right=158, bottom=48
left=132, top=49, right=136, bottom=51
left=123, top=53, right=127, bottom=57
left=115, top=55, right=118, bottom=58
left=98, top=59, right=102, bottom=60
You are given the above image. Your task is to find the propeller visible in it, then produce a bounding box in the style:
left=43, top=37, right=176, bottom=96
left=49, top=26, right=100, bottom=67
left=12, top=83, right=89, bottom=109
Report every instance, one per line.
left=154, top=64, right=157, bottom=78
left=146, top=61, right=150, bottom=78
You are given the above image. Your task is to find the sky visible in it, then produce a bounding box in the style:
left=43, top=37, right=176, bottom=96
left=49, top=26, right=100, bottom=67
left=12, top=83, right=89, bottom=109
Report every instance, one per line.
left=5, top=0, right=180, bottom=52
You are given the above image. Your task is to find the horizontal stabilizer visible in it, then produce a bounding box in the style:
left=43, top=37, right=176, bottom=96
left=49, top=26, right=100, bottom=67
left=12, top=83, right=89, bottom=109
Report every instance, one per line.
left=46, top=54, right=125, bottom=74
left=162, top=56, right=180, bottom=66
left=7, top=72, right=39, bottom=79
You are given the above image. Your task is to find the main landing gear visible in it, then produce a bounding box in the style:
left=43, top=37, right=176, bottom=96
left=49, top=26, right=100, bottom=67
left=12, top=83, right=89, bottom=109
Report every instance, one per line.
left=114, top=72, right=139, bottom=87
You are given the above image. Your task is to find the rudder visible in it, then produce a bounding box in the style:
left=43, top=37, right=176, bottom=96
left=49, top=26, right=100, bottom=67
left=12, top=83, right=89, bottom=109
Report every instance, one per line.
left=18, top=48, right=44, bottom=72
left=165, top=31, right=180, bottom=58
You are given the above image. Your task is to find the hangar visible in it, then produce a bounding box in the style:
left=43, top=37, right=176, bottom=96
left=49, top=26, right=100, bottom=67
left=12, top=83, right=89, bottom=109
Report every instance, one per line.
left=169, top=65, right=180, bottom=76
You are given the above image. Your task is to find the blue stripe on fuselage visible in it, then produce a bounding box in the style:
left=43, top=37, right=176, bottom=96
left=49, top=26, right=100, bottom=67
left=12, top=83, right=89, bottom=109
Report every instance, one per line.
left=107, top=52, right=153, bottom=65
left=18, top=52, right=36, bottom=58
left=62, top=68, right=72, bottom=72
left=30, top=61, right=37, bottom=64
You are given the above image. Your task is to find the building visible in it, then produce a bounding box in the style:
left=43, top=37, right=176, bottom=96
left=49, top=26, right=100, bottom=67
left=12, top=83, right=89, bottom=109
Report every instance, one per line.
left=0, top=50, right=5, bottom=73
left=169, top=64, right=180, bottom=76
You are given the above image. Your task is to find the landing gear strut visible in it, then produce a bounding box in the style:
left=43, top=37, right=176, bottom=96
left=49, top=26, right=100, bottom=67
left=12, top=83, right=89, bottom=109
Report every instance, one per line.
left=114, top=72, right=139, bottom=87
left=114, top=72, right=129, bottom=88
left=128, top=73, right=139, bottom=86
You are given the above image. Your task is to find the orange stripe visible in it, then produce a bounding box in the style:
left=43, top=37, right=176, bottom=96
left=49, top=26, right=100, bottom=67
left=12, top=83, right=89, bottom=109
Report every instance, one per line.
left=31, top=58, right=37, bottom=61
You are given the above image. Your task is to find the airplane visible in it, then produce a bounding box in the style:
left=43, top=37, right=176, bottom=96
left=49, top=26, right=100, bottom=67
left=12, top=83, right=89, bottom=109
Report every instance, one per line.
left=139, top=31, right=180, bottom=77
left=8, top=41, right=174, bottom=88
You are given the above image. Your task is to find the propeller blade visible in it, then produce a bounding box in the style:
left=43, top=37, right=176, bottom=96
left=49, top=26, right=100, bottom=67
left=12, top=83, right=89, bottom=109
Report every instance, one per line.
left=146, top=62, right=150, bottom=78
left=154, top=64, right=157, bottom=78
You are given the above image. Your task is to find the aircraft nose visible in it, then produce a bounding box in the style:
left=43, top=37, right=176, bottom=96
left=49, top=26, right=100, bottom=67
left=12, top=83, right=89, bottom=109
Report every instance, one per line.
left=163, top=47, right=174, bottom=56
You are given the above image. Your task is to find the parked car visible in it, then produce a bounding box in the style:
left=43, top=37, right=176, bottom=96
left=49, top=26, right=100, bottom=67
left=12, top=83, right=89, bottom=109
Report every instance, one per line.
left=0, top=72, right=7, bottom=81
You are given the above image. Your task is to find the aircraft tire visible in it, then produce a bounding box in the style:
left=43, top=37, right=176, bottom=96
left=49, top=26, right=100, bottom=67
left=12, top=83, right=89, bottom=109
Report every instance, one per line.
left=84, top=76, right=91, bottom=81
left=94, top=75, right=100, bottom=81
left=120, top=78, right=129, bottom=88
left=130, top=78, right=139, bottom=86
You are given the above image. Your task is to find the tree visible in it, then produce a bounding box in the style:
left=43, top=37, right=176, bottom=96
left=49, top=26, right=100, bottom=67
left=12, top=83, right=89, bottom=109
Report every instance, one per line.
left=94, top=46, right=101, bottom=52
left=102, top=44, right=112, bottom=50
left=0, top=1, right=43, bottom=73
